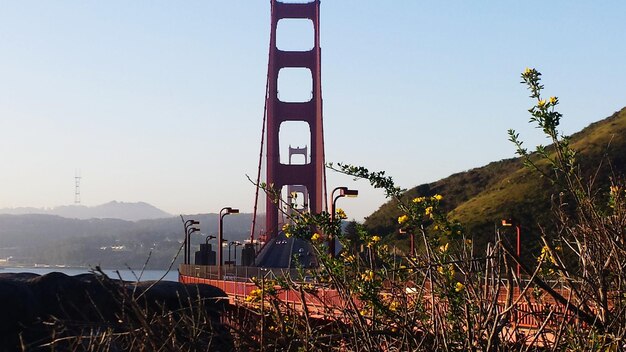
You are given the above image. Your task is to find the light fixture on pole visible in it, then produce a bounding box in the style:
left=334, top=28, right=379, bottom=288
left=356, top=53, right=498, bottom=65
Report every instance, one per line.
left=228, top=241, right=235, bottom=266
left=186, top=225, right=200, bottom=265
left=399, top=228, right=415, bottom=257
left=329, top=187, right=358, bottom=256
left=502, top=218, right=521, bottom=279
left=233, top=241, right=242, bottom=266
left=218, top=207, right=239, bottom=279
left=181, top=216, right=200, bottom=265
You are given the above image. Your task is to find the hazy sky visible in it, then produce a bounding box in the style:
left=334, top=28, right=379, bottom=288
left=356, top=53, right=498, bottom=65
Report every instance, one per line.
left=1, top=1, right=625, bottom=221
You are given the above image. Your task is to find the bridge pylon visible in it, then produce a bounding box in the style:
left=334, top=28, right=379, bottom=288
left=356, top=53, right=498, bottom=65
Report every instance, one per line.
left=264, top=0, right=326, bottom=238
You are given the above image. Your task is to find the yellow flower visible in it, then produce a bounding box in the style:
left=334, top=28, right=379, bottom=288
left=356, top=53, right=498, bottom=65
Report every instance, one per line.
left=335, top=208, right=347, bottom=219
left=246, top=288, right=263, bottom=302
left=538, top=99, right=546, bottom=108
left=412, top=196, right=425, bottom=203
left=437, top=266, right=445, bottom=275
left=538, top=245, right=557, bottom=265
left=524, top=67, right=532, bottom=75
left=388, top=301, right=400, bottom=312
left=341, top=251, right=355, bottom=263
left=433, top=194, right=443, bottom=201
left=282, top=223, right=292, bottom=238
left=439, top=242, right=449, bottom=253
left=311, top=232, right=321, bottom=242
left=367, top=235, right=380, bottom=248
left=455, top=282, right=465, bottom=292
left=398, top=214, right=409, bottom=225
left=610, top=185, right=620, bottom=195
left=361, top=270, right=374, bottom=282
left=549, top=96, right=557, bottom=104
left=425, top=206, right=433, bottom=216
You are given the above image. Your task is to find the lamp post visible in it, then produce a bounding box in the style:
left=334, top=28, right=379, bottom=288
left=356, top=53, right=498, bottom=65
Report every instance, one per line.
left=502, top=218, right=521, bottom=279
left=187, top=226, right=201, bottom=265
left=329, top=187, right=358, bottom=257
left=220, top=237, right=228, bottom=262
left=218, top=207, right=239, bottom=279
left=228, top=241, right=234, bottom=266
left=399, top=228, right=415, bottom=256
left=181, top=216, right=200, bottom=265
left=233, top=241, right=242, bottom=266
left=203, top=234, right=215, bottom=266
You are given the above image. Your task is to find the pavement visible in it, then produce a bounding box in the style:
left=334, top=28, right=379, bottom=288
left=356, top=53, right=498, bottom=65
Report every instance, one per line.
left=254, top=232, right=317, bottom=268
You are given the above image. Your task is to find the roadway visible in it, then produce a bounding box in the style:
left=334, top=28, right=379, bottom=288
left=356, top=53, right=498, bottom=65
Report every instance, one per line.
left=254, top=232, right=317, bottom=268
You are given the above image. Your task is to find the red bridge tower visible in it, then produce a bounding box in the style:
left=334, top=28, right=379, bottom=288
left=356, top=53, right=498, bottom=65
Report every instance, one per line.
left=264, top=0, right=327, bottom=238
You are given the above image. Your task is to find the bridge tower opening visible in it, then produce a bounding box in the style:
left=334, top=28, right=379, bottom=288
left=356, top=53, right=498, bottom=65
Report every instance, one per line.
left=286, top=145, right=310, bottom=221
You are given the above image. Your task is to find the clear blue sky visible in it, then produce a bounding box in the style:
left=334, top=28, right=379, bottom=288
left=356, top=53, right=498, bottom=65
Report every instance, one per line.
left=1, top=1, right=625, bottom=221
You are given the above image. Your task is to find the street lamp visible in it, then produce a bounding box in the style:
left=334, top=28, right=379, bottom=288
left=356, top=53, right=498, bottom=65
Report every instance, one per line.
left=502, top=218, right=521, bottom=279
left=228, top=241, right=235, bottom=266
left=187, top=225, right=200, bottom=265
left=227, top=241, right=242, bottom=266
left=233, top=241, right=242, bottom=266
left=218, top=207, right=239, bottom=279
left=399, top=228, right=415, bottom=256
left=181, top=216, right=200, bottom=265
left=329, top=187, right=358, bottom=256
left=199, top=234, right=216, bottom=266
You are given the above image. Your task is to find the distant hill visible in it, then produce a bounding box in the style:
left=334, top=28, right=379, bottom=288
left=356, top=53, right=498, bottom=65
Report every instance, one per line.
left=0, top=212, right=255, bottom=269
left=0, top=201, right=172, bottom=221
left=364, top=107, right=626, bottom=257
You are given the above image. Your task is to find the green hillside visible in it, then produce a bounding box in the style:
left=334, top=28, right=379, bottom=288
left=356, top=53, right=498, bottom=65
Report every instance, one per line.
left=364, top=107, right=626, bottom=257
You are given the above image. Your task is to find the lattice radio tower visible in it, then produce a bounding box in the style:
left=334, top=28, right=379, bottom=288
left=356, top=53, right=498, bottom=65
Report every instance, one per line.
left=74, top=170, right=81, bottom=204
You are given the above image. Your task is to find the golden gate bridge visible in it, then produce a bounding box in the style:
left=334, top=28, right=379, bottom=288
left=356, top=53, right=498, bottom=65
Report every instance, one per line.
left=178, top=1, right=576, bottom=335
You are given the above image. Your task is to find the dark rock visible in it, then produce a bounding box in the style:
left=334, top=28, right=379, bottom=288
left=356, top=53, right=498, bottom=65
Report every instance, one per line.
left=133, top=280, right=228, bottom=313
left=0, top=278, right=38, bottom=332
left=0, top=272, right=232, bottom=351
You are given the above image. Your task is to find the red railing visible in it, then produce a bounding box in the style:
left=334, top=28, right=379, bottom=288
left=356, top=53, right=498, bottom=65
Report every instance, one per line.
left=180, top=264, right=604, bottom=329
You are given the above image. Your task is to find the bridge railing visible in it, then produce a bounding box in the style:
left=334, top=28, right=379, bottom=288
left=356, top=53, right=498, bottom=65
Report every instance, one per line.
left=179, top=264, right=346, bottom=315
left=179, top=264, right=316, bottom=283
left=180, top=264, right=601, bottom=329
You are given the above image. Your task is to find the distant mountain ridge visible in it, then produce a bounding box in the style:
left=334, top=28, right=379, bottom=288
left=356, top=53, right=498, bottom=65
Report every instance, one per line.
left=0, top=212, right=254, bottom=269
left=0, top=201, right=171, bottom=221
